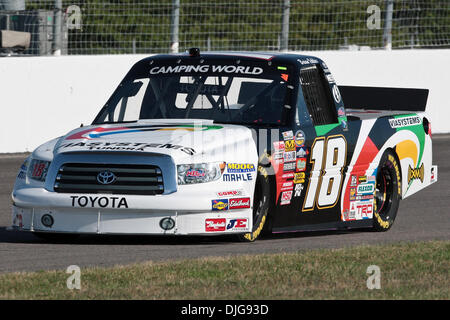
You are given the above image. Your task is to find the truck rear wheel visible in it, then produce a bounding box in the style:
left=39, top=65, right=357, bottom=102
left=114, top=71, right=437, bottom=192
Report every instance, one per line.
left=373, top=150, right=401, bottom=231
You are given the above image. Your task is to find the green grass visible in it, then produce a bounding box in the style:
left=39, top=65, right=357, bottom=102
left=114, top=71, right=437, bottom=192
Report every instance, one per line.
left=0, top=241, right=448, bottom=299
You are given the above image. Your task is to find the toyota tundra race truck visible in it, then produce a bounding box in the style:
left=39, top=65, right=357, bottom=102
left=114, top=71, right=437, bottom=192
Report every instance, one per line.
left=11, top=49, right=438, bottom=242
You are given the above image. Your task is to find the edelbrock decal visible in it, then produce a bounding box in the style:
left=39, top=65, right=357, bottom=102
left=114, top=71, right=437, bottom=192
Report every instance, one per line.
left=229, top=197, right=251, bottom=209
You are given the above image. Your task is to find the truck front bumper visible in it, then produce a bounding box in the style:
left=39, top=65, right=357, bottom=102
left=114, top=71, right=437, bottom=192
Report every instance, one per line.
left=11, top=187, right=253, bottom=235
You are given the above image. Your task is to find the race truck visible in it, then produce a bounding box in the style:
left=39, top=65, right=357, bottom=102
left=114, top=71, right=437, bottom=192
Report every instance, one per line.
left=11, top=48, right=438, bottom=242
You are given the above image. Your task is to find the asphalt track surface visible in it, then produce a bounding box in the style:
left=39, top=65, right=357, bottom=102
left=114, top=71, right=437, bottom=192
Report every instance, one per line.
left=0, top=136, right=449, bottom=273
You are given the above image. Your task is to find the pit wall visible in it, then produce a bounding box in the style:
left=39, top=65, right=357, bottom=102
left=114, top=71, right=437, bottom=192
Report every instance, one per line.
left=1, top=49, right=448, bottom=153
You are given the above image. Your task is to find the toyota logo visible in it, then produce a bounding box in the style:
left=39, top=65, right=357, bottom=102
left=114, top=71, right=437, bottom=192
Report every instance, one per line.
left=97, top=170, right=117, bottom=185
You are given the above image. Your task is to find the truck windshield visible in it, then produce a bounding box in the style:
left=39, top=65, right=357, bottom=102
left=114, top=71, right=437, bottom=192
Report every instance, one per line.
left=93, top=65, right=293, bottom=126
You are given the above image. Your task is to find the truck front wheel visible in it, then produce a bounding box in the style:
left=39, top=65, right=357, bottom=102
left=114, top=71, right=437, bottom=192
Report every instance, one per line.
left=236, top=165, right=272, bottom=242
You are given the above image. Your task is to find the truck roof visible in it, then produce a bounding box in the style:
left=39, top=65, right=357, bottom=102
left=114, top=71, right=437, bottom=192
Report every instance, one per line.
left=140, top=50, right=324, bottom=65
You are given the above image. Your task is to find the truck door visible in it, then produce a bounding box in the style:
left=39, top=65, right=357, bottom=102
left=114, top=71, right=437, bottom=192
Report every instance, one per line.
left=272, top=62, right=357, bottom=232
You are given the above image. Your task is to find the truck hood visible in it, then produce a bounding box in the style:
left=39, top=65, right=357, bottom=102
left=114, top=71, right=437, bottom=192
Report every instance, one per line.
left=49, top=119, right=256, bottom=163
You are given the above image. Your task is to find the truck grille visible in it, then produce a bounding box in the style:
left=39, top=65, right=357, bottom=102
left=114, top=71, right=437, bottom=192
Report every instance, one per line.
left=54, top=163, right=164, bottom=195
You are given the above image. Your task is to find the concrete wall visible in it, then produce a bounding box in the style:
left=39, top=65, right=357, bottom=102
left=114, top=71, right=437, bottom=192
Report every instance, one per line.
left=1, top=49, right=449, bottom=153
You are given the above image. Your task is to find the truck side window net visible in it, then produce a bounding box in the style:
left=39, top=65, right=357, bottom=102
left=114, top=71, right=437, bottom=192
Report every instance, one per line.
left=299, top=65, right=337, bottom=126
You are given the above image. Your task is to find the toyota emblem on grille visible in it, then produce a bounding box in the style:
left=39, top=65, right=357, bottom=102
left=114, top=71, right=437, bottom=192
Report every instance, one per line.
left=97, top=170, right=117, bottom=185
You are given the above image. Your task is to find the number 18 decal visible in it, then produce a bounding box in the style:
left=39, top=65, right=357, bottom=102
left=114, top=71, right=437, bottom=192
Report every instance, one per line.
left=303, top=135, right=347, bottom=211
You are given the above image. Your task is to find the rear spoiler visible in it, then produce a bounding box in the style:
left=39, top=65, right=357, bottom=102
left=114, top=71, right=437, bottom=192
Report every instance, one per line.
left=338, top=86, right=429, bottom=112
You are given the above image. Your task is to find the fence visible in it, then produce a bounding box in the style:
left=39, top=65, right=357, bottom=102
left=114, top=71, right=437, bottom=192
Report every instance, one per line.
left=0, top=0, right=449, bottom=55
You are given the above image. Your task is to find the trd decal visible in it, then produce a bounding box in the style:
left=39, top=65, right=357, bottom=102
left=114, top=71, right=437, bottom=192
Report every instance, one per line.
left=303, top=135, right=347, bottom=211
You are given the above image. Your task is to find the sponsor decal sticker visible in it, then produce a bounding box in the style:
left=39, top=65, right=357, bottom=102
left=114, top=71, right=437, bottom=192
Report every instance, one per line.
left=338, top=107, right=345, bottom=117
left=226, top=219, right=249, bottom=231
left=293, top=172, right=305, bottom=184
left=282, top=172, right=294, bottom=179
left=150, top=65, right=264, bottom=75
left=206, top=218, right=249, bottom=232
left=296, top=148, right=307, bottom=158
left=342, top=209, right=354, bottom=221
left=273, top=141, right=285, bottom=151
left=283, top=161, right=296, bottom=172
left=351, top=175, right=357, bottom=186
left=294, top=183, right=304, bottom=197
left=294, top=130, right=306, bottom=147
left=389, top=116, right=421, bottom=129
left=205, top=219, right=227, bottom=232
left=273, top=152, right=284, bottom=160
left=357, top=182, right=375, bottom=195
left=223, top=173, right=253, bottom=182
left=350, top=201, right=373, bottom=220
left=284, top=140, right=296, bottom=152
left=216, top=190, right=244, bottom=197
left=281, top=181, right=294, bottom=191
left=408, top=163, right=424, bottom=184
left=296, top=158, right=307, bottom=172
left=280, top=190, right=293, bottom=205
left=211, top=199, right=229, bottom=211
left=283, top=151, right=296, bottom=162
left=298, top=57, right=319, bottom=65
left=186, top=168, right=206, bottom=177
left=358, top=175, right=367, bottom=183
left=349, top=187, right=357, bottom=201
left=430, top=166, right=437, bottom=183
left=229, top=197, right=251, bottom=209
left=282, top=130, right=294, bottom=141
left=59, top=141, right=196, bottom=155
left=227, top=163, right=255, bottom=173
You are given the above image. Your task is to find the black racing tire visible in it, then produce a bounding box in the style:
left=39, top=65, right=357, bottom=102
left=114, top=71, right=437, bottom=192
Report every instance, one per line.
left=235, top=165, right=273, bottom=242
left=33, top=232, right=80, bottom=242
left=372, top=150, right=401, bottom=231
